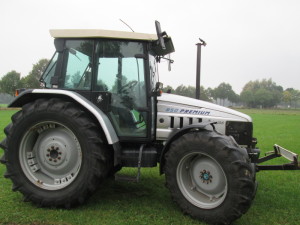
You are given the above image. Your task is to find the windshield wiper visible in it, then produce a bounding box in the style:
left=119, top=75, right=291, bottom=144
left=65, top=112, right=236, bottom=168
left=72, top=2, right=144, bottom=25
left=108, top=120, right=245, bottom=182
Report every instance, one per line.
left=69, top=48, right=81, bottom=61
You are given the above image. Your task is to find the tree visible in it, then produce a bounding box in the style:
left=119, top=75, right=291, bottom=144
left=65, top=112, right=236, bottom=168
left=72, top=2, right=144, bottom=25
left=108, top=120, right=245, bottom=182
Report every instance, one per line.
left=240, top=78, right=283, bottom=108
left=175, top=85, right=196, bottom=98
left=228, top=92, right=240, bottom=104
left=0, top=70, right=21, bottom=95
left=200, top=86, right=212, bottom=102
left=206, top=87, right=215, bottom=100
left=282, top=90, right=292, bottom=106
left=0, top=93, right=15, bottom=104
left=240, top=90, right=255, bottom=107
left=162, top=85, right=175, bottom=93
left=162, top=84, right=212, bottom=102
left=19, top=59, right=49, bottom=89
left=283, top=88, right=300, bottom=108
left=213, top=83, right=238, bottom=106
left=254, top=88, right=273, bottom=108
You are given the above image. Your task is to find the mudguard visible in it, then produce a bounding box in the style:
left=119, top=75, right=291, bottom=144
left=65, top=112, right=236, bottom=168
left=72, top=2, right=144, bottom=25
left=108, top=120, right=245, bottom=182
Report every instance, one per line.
left=9, top=89, right=119, bottom=145
left=159, top=122, right=213, bottom=174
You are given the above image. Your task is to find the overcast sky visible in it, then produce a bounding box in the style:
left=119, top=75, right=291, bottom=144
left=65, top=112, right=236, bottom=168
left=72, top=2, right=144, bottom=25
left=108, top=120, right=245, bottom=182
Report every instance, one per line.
left=1, top=0, right=299, bottom=93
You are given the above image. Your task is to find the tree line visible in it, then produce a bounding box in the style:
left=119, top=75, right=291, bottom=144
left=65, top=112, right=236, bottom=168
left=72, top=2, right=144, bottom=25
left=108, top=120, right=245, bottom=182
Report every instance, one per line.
left=163, top=79, right=300, bottom=108
left=0, top=58, right=299, bottom=108
left=0, top=59, right=49, bottom=96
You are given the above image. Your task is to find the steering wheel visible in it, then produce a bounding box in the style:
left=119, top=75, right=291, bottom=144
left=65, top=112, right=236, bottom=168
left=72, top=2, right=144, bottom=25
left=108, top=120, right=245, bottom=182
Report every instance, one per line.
left=119, top=80, right=138, bottom=93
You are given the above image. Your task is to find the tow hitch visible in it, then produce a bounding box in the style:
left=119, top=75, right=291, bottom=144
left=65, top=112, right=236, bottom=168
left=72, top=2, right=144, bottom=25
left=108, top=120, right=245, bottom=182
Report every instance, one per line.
left=257, top=144, right=299, bottom=170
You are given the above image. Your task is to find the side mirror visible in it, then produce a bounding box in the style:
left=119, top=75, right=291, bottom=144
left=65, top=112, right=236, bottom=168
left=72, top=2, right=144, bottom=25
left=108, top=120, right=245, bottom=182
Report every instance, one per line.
left=155, top=21, right=166, bottom=50
left=152, top=21, right=175, bottom=56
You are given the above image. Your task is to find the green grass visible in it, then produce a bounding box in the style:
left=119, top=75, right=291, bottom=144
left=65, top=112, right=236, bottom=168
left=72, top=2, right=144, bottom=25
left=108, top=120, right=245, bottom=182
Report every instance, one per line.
left=0, top=104, right=8, bottom=108
left=0, top=109, right=300, bottom=225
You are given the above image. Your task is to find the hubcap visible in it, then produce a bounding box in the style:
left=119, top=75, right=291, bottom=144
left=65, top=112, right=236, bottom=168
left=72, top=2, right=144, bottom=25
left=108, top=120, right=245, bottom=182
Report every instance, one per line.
left=19, top=121, right=82, bottom=190
left=176, top=152, right=227, bottom=209
left=200, top=170, right=212, bottom=184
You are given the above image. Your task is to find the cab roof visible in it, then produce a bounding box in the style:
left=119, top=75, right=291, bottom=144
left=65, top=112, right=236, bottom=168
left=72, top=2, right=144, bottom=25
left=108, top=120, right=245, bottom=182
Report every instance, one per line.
left=50, top=29, right=158, bottom=41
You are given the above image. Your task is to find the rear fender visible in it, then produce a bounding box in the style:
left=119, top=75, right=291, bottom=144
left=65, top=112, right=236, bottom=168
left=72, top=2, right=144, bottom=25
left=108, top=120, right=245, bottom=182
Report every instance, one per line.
left=9, top=89, right=119, bottom=145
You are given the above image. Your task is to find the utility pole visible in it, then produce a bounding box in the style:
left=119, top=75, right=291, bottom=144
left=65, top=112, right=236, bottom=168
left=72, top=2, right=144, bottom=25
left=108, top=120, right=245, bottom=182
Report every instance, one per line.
left=195, top=38, right=206, bottom=99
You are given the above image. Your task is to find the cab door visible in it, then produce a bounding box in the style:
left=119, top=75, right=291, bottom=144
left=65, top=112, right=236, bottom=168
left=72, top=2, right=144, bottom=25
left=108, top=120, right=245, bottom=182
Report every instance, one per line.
left=91, top=40, right=150, bottom=140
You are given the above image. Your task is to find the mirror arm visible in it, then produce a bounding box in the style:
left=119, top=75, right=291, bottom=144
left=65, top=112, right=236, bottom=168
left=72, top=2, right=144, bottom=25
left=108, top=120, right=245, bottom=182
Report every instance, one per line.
left=160, top=57, right=174, bottom=63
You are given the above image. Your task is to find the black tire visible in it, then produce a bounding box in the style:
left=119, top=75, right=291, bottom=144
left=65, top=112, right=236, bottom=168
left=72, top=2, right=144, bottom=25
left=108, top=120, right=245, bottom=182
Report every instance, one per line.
left=165, top=130, right=255, bottom=225
left=0, top=98, right=110, bottom=207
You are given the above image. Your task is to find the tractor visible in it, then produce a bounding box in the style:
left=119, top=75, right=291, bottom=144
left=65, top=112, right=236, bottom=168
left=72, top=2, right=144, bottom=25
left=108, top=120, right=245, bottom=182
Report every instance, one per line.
left=0, top=21, right=299, bottom=224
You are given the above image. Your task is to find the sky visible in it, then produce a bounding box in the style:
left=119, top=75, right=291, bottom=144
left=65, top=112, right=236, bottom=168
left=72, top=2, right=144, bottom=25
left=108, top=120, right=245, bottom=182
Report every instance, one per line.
left=0, top=0, right=299, bottom=94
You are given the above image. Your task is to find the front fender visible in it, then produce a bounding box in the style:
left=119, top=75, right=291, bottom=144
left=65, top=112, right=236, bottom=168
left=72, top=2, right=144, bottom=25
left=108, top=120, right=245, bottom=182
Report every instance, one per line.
left=9, top=89, right=119, bottom=145
left=159, top=122, right=213, bottom=174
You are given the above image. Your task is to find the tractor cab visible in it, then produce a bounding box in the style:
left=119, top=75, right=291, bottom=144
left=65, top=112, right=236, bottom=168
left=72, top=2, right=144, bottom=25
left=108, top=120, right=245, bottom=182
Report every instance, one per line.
left=40, top=25, right=174, bottom=141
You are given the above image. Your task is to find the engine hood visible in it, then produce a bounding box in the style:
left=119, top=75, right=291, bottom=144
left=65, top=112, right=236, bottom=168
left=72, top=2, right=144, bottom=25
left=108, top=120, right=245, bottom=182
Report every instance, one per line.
left=157, top=93, right=251, bottom=122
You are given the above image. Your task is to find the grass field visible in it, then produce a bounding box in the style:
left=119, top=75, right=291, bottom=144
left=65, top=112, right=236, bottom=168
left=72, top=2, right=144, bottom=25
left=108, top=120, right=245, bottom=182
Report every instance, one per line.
left=0, top=109, right=299, bottom=225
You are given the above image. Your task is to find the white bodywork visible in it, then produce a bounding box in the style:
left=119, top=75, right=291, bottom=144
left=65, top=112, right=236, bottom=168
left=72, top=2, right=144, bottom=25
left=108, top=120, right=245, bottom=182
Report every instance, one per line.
left=50, top=29, right=157, bottom=41
left=156, top=93, right=252, bottom=140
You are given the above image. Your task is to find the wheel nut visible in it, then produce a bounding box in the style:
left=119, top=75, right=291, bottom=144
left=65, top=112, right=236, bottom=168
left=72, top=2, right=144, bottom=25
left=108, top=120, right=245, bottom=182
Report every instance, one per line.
left=59, top=152, right=62, bottom=155
left=58, top=157, right=61, bottom=160
left=54, top=160, right=57, bottom=163
left=47, top=149, right=50, bottom=152
left=46, top=154, right=50, bottom=157
left=49, top=158, right=52, bottom=161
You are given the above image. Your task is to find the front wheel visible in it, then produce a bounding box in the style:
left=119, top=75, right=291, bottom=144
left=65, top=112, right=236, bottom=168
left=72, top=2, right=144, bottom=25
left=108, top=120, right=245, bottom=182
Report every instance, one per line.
left=165, top=131, right=255, bottom=224
left=1, top=98, right=110, bottom=207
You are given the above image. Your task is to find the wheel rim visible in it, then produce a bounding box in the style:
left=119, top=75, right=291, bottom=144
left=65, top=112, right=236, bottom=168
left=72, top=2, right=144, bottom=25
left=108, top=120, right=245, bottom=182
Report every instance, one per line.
left=176, top=152, right=227, bottom=209
left=19, top=121, right=82, bottom=190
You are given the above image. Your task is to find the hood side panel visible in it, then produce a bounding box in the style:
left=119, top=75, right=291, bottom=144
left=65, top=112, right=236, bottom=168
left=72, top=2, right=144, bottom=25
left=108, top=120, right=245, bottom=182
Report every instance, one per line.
left=156, top=93, right=252, bottom=141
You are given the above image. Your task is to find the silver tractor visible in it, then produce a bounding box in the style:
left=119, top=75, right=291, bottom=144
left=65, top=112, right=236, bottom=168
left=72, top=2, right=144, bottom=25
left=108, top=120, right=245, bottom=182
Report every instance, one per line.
left=0, top=21, right=298, bottom=224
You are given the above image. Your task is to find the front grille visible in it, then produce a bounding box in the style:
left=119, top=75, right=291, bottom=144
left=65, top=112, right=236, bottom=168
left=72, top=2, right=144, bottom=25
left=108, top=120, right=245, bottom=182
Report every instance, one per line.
left=226, top=121, right=253, bottom=146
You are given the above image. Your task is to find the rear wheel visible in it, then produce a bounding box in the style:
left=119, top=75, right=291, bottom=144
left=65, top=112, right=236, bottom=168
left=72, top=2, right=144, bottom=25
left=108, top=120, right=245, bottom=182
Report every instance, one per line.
left=165, top=130, right=255, bottom=224
left=1, top=98, right=110, bottom=207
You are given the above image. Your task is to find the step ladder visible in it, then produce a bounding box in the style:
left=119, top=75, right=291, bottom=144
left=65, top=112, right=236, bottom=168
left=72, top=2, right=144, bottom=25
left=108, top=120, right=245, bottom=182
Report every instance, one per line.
left=114, top=144, right=145, bottom=182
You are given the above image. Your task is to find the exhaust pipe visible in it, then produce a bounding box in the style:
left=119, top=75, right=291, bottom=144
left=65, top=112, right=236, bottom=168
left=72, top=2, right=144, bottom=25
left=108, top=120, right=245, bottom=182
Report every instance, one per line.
left=195, top=38, right=206, bottom=99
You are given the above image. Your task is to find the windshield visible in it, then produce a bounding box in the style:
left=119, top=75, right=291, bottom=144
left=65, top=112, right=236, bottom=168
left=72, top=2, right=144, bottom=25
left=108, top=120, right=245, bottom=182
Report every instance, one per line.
left=40, top=52, right=59, bottom=87
left=40, top=40, right=94, bottom=89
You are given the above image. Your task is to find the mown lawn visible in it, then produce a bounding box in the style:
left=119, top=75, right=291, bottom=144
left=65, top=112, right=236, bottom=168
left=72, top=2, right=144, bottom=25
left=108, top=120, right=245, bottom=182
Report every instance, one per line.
left=0, top=104, right=8, bottom=108
left=0, top=109, right=299, bottom=225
